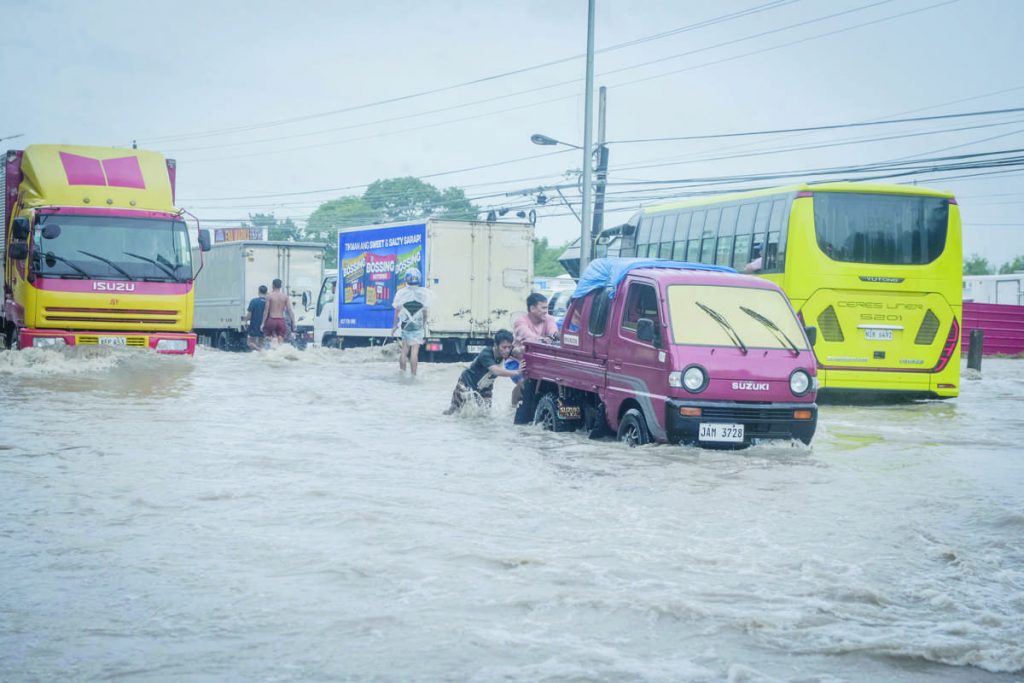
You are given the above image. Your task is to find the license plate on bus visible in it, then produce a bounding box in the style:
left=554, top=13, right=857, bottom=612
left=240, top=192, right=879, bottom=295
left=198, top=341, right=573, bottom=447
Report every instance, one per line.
left=98, top=336, right=127, bottom=346
left=699, top=422, right=744, bottom=442
left=864, top=329, right=894, bottom=341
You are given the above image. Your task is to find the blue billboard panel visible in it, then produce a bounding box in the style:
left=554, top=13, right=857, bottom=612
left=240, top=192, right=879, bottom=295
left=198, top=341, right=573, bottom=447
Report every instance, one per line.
left=338, top=223, right=426, bottom=329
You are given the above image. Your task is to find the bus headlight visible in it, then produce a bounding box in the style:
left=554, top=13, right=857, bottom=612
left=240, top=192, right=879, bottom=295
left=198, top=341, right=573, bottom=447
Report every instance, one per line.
left=682, top=365, right=708, bottom=393
left=32, top=337, right=66, bottom=348
left=790, top=369, right=811, bottom=396
left=155, top=339, right=189, bottom=352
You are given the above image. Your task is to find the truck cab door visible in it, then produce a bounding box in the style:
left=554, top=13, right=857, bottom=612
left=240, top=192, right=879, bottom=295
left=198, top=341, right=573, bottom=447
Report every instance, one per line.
left=313, top=274, right=338, bottom=345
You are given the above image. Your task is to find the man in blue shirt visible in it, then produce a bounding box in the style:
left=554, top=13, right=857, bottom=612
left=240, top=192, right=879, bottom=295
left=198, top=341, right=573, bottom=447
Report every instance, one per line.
left=242, top=285, right=268, bottom=350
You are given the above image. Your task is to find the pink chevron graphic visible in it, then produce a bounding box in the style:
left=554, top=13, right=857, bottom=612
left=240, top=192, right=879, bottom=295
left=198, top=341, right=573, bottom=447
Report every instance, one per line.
left=59, top=152, right=146, bottom=189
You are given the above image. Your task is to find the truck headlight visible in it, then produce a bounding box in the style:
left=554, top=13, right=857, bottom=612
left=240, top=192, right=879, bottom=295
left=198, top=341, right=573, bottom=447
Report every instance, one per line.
left=790, top=369, right=811, bottom=396
left=682, top=365, right=707, bottom=393
left=155, top=339, right=189, bottom=352
left=32, top=337, right=66, bottom=348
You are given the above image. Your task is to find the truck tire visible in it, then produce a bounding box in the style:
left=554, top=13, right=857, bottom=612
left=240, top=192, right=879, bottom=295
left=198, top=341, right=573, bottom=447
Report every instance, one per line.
left=533, top=393, right=579, bottom=433
left=617, top=408, right=651, bottom=447
left=216, top=330, right=232, bottom=352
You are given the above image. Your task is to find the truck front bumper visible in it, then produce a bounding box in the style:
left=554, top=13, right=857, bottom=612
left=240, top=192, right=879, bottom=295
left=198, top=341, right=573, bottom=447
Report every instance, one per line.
left=666, top=399, right=818, bottom=446
left=17, top=328, right=197, bottom=355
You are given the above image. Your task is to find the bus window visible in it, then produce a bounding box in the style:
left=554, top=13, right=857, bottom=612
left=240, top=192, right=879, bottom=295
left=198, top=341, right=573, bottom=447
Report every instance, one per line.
left=813, top=192, right=948, bottom=264
left=635, top=217, right=651, bottom=255
left=647, top=216, right=665, bottom=258
left=736, top=203, right=757, bottom=238
left=732, top=233, right=753, bottom=270
left=719, top=205, right=739, bottom=237
left=689, top=210, right=706, bottom=262
left=700, top=208, right=720, bottom=264
left=660, top=214, right=678, bottom=258
left=764, top=198, right=790, bottom=271
left=672, top=213, right=692, bottom=260
left=716, top=234, right=734, bottom=266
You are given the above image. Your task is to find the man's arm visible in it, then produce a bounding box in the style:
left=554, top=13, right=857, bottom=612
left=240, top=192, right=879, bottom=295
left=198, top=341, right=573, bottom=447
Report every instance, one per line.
left=261, top=299, right=270, bottom=326
left=487, top=363, right=522, bottom=378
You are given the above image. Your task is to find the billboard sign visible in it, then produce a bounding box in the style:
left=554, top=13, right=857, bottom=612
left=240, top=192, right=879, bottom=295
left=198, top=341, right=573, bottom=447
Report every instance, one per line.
left=338, top=223, right=426, bottom=329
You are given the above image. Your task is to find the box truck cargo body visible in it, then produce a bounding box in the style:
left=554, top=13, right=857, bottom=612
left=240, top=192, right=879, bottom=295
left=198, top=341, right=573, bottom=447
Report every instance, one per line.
left=314, top=219, right=533, bottom=355
left=192, top=241, right=324, bottom=349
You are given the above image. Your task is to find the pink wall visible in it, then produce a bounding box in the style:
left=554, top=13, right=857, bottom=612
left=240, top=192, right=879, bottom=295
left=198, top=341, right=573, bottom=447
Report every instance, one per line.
left=962, top=302, right=1024, bottom=356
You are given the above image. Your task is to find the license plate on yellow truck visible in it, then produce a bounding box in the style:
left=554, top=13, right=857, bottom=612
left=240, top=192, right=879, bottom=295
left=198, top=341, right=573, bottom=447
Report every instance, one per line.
left=99, top=336, right=127, bottom=346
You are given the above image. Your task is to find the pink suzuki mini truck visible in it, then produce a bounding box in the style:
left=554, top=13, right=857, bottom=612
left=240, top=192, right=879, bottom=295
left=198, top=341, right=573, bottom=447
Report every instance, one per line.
left=515, top=259, right=819, bottom=448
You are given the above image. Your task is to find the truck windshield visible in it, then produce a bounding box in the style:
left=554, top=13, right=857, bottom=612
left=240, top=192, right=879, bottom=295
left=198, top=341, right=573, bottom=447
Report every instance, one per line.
left=667, top=284, right=808, bottom=350
left=32, top=215, right=192, bottom=281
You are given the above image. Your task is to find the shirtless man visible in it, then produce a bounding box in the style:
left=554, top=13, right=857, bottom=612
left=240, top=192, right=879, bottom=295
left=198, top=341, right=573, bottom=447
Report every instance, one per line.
left=261, top=278, right=295, bottom=345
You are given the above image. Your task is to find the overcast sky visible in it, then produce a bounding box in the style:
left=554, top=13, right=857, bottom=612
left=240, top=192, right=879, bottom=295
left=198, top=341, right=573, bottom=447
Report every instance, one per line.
left=3, top=0, right=1022, bottom=267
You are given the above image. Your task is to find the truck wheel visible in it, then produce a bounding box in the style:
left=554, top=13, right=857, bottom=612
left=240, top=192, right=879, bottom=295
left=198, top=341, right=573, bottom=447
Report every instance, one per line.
left=324, top=335, right=340, bottom=349
left=533, top=393, right=579, bottom=433
left=617, top=409, right=651, bottom=447
left=216, top=331, right=232, bottom=352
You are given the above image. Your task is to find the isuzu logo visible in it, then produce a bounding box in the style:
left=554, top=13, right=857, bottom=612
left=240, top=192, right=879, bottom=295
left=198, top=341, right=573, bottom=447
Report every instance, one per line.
left=93, top=281, right=136, bottom=292
left=732, top=381, right=769, bottom=391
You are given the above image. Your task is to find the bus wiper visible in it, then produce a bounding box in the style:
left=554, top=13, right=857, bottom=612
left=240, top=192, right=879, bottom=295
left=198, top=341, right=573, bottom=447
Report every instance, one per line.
left=123, top=251, right=179, bottom=280
left=695, top=301, right=748, bottom=355
left=740, top=306, right=800, bottom=356
left=78, top=250, right=135, bottom=280
left=40, top=252, right=91, bottom=278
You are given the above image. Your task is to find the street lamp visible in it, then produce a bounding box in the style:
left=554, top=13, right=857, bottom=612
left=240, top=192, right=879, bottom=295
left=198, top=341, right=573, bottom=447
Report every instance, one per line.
left=530, top=133, right=582, bottom=151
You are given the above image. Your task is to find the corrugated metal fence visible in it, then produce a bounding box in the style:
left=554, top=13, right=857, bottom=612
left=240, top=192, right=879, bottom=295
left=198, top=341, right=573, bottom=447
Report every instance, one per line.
left=962, top=302, right=1024, bottom=356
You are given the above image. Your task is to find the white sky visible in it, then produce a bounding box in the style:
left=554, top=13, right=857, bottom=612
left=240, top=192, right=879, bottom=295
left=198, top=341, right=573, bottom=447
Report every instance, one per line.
left=2, top=0, right=1022, bottom=267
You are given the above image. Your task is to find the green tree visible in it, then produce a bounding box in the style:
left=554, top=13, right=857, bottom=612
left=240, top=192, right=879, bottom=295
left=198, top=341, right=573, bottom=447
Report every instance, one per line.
left=963, top=253, right=994, bottom=275
left=305, top=196, right=378, bottom=268
left=247, top=212, right=300, bottom=242
left=998, top=255, right=1024, bottom=274
left=533, top=236, right=570, bottom=277
left=363, top=177, right=478, bottom=222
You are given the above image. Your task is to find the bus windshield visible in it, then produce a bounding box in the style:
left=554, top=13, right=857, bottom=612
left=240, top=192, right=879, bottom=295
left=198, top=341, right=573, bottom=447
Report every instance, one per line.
left=33, top=215, right=193, bottom=281
left=813, top=192, right=949, bottom=265
left=667, top=284, right=808, bottom=351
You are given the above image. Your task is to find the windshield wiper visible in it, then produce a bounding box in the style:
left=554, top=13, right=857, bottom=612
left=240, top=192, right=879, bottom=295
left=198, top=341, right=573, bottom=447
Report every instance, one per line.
left=78, top=250, right=135, bottom=280
left=123, top=251, right=179, bottom=280
left=740, top=306, right=801, bottom=356
left=40, top=252, right=91, bottom=278
left=695, top=301, right=748, bottom=355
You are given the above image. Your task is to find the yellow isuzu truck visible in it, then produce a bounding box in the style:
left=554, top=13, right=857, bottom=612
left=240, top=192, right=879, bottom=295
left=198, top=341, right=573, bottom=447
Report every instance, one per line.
left=1, top=144, right=210, bottom=353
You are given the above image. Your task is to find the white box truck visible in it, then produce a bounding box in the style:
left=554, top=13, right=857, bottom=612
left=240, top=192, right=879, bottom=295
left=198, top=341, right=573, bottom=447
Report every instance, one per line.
left=312, top=219, right=533, bottom=356
left=192, top=240, right=325, bottom=350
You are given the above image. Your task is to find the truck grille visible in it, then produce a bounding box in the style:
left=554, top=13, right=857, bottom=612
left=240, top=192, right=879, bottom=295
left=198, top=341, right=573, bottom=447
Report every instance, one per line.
left=44, top=307, right=179, bottom=325
left=700, top=405, right=801, bottom=422
left=77, top=336, right=148, bottom=347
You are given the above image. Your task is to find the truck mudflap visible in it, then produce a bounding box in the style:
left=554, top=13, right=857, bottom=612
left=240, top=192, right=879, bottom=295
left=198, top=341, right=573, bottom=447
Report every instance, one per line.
left=666, top=399, right=817, bottom=446
left=16, top=328, right=197, bottom=355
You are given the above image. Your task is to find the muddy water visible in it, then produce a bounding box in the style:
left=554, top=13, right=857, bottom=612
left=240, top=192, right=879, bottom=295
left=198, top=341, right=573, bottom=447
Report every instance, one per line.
left=1, top=346, right=1022, bottom=682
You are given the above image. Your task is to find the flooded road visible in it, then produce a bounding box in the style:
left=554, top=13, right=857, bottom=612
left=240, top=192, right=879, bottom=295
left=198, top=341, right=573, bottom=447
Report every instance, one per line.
left=1, top=346, right=1022, bottom=682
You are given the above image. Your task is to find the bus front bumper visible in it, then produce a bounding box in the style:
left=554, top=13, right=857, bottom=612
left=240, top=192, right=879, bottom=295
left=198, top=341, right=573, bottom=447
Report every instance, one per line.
left=18, top=328, right=197, bottom=355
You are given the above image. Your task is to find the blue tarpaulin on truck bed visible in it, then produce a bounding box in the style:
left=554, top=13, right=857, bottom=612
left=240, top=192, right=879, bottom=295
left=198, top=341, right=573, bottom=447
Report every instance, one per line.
left=572, top=258, right=736, bottom=300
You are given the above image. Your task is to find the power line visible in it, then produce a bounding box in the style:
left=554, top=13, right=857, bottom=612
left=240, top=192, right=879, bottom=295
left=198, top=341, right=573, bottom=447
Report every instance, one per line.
left=138, top=0, right=798, bottom=146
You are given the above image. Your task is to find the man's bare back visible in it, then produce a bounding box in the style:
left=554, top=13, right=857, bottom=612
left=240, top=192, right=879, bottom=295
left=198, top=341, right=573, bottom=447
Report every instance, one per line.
left=264, top=290, right=292, bottom=322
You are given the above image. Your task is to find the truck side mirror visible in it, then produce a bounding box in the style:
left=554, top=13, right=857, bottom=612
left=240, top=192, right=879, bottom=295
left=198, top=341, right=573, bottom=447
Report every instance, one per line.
left=9, top=242, right=29, bottom=260
left=301, top=291, right=311, bottom=309
left=12, top=217, right=30, bottom=240
left=636, top=317, right=656, bottom=344
left=804, top=325, right=817, bottom=346
left=41, top=223, right=62, bottom=239
left=198, top=229, right=212, bottom=252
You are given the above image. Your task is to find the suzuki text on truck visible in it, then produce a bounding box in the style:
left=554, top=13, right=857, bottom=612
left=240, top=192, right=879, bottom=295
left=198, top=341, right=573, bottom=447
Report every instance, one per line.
left=1, top=144, right=211, bottom=353
left=516, top=259, right=819, bottom=448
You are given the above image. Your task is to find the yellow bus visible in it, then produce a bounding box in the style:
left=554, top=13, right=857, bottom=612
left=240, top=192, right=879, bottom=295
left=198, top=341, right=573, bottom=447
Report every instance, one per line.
left=597, top=182, right=962, bottom=399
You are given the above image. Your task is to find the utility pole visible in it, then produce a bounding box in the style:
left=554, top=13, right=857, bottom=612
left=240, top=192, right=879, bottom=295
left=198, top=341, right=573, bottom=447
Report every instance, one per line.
left=579, top=0, right=596, bottom=273
left=592, top=86, right=609, bottom=241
